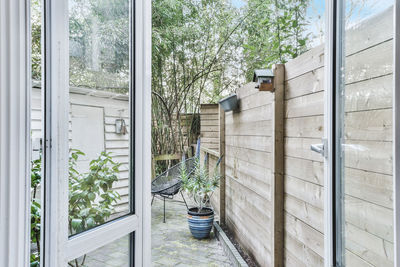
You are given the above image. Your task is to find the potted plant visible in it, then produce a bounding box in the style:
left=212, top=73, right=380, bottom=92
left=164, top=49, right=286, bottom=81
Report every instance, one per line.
left=179, top=157, right=220, bottom=239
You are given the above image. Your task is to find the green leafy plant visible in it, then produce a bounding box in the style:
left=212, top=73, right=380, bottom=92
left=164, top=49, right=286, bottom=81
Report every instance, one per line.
left=30, top=199, right=41, bottom=267
left=68, top=149, right=121, bottom=235
left=180, top=157, right=220, bottom=213
left=30, top=156, right=41, bottom=267
left=30, top=149, right=121, bottom=267
left=68, top=150, right=121, bottom=267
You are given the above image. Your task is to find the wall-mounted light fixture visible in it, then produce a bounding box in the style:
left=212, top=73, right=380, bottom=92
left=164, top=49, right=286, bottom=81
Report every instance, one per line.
left=115, top=109, right=128, bottom=135
left=253, top=69, right=274, bottom=92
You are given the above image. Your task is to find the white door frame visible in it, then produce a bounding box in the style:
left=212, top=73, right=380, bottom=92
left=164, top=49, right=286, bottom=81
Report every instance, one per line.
left=394, top=0, right=400, bottom=266
left=41, top=0, right=151, bottom=266
left=325, top=1, right=400, bottom=266
left=0, top=0, right=31, bottom=266
left=324, top=0, right=335, bottom=266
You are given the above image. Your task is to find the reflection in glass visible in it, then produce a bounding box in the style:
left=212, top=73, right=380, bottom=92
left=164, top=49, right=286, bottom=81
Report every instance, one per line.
left=68, top=0, right=131, bottom=236
left=337, top=1, right=394, bottom=266
left=30, top=0, right=43, bottom=265
left=69, top=235, right=130, bottom=267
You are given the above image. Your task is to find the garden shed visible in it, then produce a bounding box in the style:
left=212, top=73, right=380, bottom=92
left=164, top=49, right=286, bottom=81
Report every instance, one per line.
left=31, top=83, right=131, bottom=214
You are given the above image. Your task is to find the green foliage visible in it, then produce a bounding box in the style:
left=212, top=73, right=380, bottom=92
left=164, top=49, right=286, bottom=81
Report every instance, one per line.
left=31, top=0, right=130, bottom=91
left=29, top=149, right=121, bottom=267
left=31, top=157, right=41, bottom=198
left=30, top=154, right=42, bottom=266
left=151, top=0, right=243, bottom=159
left=69, top=0, right=130, bottom=91
left=31, top=0, right=41, bottom=81
left=241, top=0, right=310, bottom=81
left=180, top=157, right=220, bottom=212
left=69, top=149, right=121, bottom=235
left=30, top=200, right=41, bottom=267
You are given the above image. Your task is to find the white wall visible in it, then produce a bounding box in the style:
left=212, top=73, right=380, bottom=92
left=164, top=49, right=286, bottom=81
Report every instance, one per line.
left=31, top=87, right=130, bottom=213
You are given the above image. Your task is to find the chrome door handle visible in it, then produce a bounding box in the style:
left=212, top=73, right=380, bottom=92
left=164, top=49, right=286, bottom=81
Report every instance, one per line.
left=311, top=144, right=324, bottom=154
left=310, top=139, right=328, bottom=158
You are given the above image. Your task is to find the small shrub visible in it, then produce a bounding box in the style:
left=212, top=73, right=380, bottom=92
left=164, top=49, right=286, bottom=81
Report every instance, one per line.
left=180, top=157, right=220, bottom=213
left=30, top=149, right=121, bottom=267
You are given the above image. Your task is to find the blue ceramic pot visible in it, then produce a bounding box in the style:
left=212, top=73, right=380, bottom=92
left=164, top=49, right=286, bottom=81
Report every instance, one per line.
left=187, top=207, right=214, bottom=239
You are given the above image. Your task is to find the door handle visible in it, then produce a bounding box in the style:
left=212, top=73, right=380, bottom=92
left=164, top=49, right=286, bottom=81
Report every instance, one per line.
left=311, top=144, right=324, bottom=154
left=310, top=139, right=328, bottom=158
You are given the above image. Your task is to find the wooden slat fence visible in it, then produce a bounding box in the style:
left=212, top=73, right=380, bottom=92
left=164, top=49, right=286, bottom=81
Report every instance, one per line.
left=202, top=7, right=394, bottom=267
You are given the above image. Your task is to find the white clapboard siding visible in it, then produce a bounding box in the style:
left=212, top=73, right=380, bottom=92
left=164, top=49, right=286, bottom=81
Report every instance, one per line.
left=31, top=87, right=131, bottom=211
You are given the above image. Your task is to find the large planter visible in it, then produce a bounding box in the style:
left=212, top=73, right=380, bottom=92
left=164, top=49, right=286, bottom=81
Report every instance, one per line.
left=187, top=207, right=214, bottom=239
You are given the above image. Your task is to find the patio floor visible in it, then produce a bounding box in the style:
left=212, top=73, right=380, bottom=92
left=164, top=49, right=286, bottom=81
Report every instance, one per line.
left=151, top=194, right=232, bottom=266
left=82, top=193, right=232, bottom=266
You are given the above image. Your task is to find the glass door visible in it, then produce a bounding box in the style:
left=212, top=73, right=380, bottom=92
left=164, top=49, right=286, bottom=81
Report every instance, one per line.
left=41, top=0, right=150, bottom=265
left=335, top=0, right=395, bottom=266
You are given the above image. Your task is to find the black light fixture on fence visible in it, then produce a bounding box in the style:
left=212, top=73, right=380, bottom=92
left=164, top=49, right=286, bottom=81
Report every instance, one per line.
left=253, top=69, right=274, bottom=92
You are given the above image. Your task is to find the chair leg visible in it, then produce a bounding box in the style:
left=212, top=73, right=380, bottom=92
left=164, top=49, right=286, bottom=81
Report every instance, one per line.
left=180, top=190, right=189, bottom=210
left=163, top=197, right=166, bottom=223
left=151, top=194, right=155, bottom=206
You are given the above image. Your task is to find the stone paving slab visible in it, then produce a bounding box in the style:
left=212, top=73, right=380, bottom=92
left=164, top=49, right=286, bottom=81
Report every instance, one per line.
left=151, top=195, right=232, bottom=267
left=79, top=194, right=231, bottom=266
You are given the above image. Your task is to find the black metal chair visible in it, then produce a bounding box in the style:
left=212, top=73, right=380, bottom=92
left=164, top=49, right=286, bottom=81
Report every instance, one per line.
left=151, top=157, right=196, bottom=222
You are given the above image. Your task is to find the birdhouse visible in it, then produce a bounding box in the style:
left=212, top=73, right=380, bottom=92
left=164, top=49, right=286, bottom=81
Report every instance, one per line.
left=253, top=69, right=274, bottom=92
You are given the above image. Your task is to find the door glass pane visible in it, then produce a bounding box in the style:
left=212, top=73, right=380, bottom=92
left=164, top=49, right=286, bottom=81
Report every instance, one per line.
left=337, top=1, right=394, bottom=266
left=69, top=235, right=130, bottom=267
left=68, top=0, right=132, bottom=236
left=30, top=0, right=43, bottom=265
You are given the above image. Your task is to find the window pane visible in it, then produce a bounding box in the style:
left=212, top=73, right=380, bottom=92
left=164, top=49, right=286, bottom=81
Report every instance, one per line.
left=337, top=1, right=394, bottom=266
left=68, top=0, right=132, bottom=236
left=69, top=235, right=130, bottom=267
left=30, top=0, right=43, bottom=265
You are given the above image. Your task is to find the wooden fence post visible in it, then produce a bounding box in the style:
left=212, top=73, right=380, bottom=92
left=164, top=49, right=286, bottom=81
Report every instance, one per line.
left=219, top=104, right=226, bottom=225
left=271, top=64, right=285, bottom=267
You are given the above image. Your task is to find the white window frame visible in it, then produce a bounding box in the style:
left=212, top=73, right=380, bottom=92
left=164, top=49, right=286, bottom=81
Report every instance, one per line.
left=0, top=0, right=31, bottom=266
left=394, top=0, right=400, bottom=265
left=324, top=0, right=335, bottom=266
left=41, top=0, right=151, bottom=266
